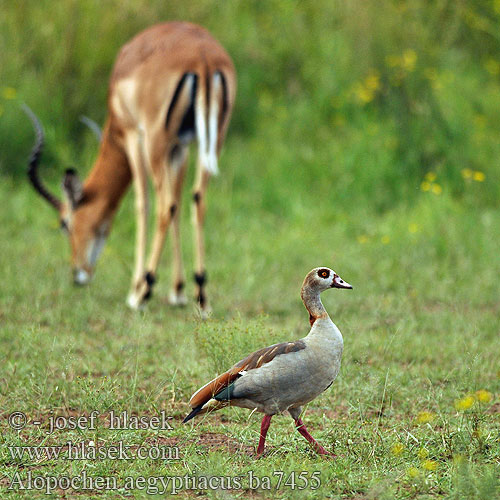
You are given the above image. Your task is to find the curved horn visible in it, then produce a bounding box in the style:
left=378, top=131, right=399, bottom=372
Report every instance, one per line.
left=22, top=104, right=61, bottom=210
left=79, top=115, right=102, bottom=141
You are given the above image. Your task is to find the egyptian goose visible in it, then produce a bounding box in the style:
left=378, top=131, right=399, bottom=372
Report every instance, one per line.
left=183, top=267, right=352, bottom=457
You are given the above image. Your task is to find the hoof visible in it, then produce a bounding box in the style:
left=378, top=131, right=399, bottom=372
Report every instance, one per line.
left=127, top=272, right=155, bottom=310
left=195, top=303, right=212, bottom=320
left=200, top=308, right=212, bottom=320
left=73, top=269, right=91, bottom=286
left=126, top=292, right=145, bottom=310
left=168, top=291, right=188, bottom=307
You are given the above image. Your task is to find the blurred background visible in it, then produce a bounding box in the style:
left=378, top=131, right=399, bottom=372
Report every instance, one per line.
left=1, top=0, right=499, bottom=209
left=0, top=0, right=499, bottom=309
left=2, top=0, right=499, bottom=316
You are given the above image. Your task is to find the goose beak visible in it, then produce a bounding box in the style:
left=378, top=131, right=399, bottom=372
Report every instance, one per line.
left=332, top=275, right=352, bottom=289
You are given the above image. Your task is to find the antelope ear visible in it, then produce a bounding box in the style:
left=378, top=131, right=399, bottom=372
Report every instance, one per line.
left=62, top=168, right=83, bottom=208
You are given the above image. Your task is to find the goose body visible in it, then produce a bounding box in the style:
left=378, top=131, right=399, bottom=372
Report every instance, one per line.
left=226, top=318, right=343, bottom=415
left=184, top=267, right=352, bottom=456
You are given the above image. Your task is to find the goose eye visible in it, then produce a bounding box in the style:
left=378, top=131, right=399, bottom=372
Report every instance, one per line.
left=318, top=269, right=330, bottom=279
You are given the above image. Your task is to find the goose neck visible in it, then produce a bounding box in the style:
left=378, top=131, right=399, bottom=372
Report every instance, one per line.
left=301, top=286, right=328, bottom=326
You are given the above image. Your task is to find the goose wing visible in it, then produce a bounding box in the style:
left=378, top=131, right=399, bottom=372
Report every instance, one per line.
left=183, top=340, right=305, bottom=422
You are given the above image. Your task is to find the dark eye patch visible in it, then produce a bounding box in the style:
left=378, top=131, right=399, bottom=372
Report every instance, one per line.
left=317, top=268, right=330, bottom=279
left=60, top=219, right=69, bottom=232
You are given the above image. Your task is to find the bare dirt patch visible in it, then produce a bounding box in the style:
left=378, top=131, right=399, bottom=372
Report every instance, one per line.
left=195, top=431, right=254, bottom=455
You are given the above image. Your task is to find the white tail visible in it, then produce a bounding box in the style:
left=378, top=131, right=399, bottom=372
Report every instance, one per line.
left=196, top=71, right=224, bottom=176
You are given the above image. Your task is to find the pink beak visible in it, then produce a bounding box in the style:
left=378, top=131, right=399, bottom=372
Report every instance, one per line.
left=332, top=275, right=353, bottom=289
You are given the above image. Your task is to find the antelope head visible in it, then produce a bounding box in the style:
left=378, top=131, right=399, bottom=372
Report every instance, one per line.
left=24, top=105, right=110, bottom=285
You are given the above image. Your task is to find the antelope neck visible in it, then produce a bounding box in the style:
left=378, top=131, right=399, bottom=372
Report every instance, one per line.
left=84, top=123, right=132, bottom=213
left=301, top=285, right=328, bottom=326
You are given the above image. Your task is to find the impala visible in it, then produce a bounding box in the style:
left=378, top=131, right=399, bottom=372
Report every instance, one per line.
left=25, top=22, right=236, bottom=311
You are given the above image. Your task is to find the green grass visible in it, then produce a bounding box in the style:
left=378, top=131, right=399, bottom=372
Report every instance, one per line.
left=0, top=165, right=498, bottom=498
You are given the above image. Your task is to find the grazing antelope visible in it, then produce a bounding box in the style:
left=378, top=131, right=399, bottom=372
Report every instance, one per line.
left=25, top=22, right=236, bottom=311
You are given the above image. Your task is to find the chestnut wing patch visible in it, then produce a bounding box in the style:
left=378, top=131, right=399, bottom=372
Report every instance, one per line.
left=234, top=340, right=306, bottom=370
left=188, top=340, right=306, bottom=409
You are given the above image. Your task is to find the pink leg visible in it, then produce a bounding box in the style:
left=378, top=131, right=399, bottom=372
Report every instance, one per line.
left=256, top=415, right=272, bottom=457
left=295, top=418, right=335, bottom=457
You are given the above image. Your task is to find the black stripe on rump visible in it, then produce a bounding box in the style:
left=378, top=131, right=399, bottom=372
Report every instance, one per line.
left=166, top=72, right=198, bottom=143
left=216, top=70, right=229, bottom=126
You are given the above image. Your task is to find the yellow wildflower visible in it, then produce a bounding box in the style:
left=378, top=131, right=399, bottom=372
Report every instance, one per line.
left=417, top=447, right=429, bottom=459
left=381, top=235, right=390, bottom=244
left=402, top=49, right=417, bottom=71
left=431, top=184, right=442, bottom=195
left=416, top=410, right=435, bottom=424
left=455, top=395, right=475, bottom=411
left=2, top=87, right=17, bottom=100
left=422, top=459, right=438, bottom=471
left=484, top=59, right=500, bottom=76
left=425, top=172, right=437, bottom=182
left=408, top=223, right=419, bottom=234
left=365, top=72, right=381, bottom=91
left=354, top=83, right=374, bottom=104
left=475, top=389, right=493, bottom=403
left=407, top=466, right=420, bottom=478
left=421, top=181, right=431, bottom=191
left=472, top=171, right=485, bottom=182
left=461, top=168, right=473, bottom=179
left=357, top=235, right=369, bottom=244
left=391, top=442, right=405, bottom=456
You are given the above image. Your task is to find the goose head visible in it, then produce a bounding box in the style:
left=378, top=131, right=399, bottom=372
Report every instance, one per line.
left=304, top=267, right=353, bottom=292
